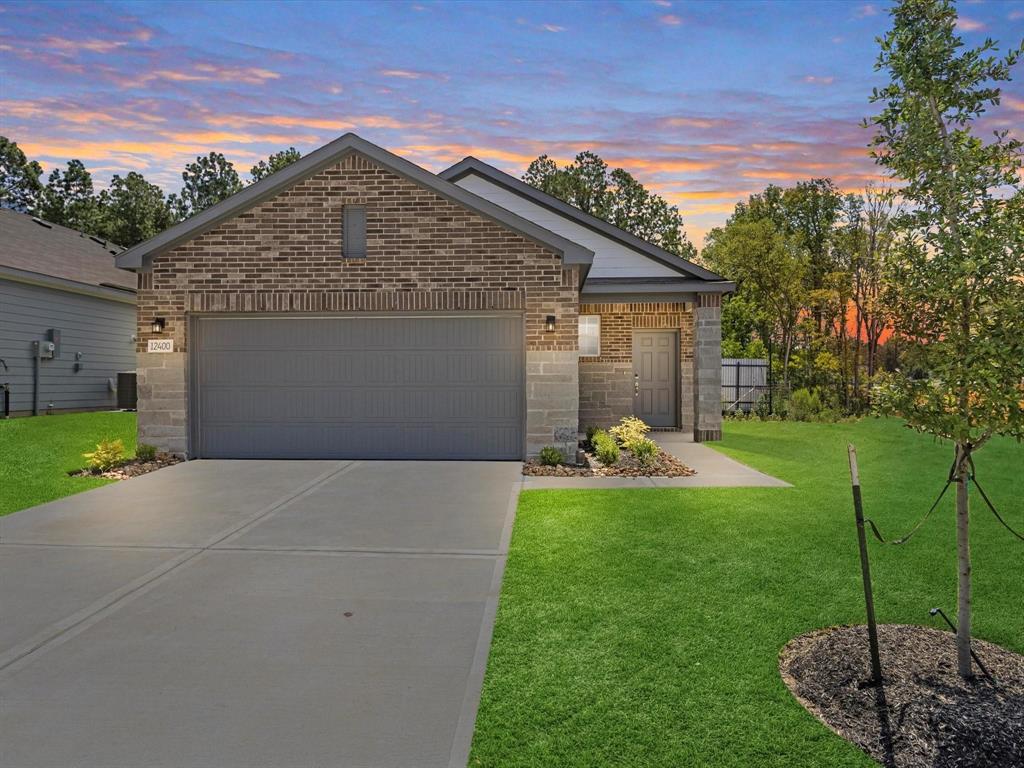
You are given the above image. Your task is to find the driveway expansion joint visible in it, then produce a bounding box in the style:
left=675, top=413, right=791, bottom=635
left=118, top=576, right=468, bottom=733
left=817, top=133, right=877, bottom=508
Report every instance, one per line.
left=0, top=460, right=357, bottom=677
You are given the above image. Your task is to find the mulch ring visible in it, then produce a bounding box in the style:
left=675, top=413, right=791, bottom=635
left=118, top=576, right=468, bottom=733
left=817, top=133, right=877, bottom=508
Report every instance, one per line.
left=780, top=624, right=1024, bottom=768
left=71, top=453, right=182, bottom=480
left=522, top=446, right=695, bottom=478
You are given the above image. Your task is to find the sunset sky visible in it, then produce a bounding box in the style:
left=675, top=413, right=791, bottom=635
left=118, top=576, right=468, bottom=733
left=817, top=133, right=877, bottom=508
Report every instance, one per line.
left=3, top=0, right=1023, bottom=245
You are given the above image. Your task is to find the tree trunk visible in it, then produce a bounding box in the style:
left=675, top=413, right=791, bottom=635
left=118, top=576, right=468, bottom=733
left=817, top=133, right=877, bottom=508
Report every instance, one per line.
left=955, top=443, right=973, bottom=679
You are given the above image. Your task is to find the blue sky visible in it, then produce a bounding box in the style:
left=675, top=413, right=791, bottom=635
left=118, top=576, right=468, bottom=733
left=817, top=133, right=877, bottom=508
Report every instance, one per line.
left=2, top=0, right=1022, bottom=242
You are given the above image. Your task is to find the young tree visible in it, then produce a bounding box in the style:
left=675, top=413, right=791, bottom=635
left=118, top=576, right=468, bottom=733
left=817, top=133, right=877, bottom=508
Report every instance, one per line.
left=171, top=152, right=243, bottom=219
left=250, top=147, right=302, bottom=182
left=0, top=136, right=43, bottom=212
left=38, top=159, right=103, bottom=234
left=869, top=0, right=1024, bottom=678
left=522, top=151, right=697, bottom=257
left=96, top=172, right=175, bottom=247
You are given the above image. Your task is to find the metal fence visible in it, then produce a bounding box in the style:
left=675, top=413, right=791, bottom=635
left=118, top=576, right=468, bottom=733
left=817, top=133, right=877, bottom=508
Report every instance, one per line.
left=721, top=358, right=771, bottom=413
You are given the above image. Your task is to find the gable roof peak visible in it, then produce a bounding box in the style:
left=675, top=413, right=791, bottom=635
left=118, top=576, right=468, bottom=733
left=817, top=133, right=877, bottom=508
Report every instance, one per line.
left=115, top=133, right=593, bottom=273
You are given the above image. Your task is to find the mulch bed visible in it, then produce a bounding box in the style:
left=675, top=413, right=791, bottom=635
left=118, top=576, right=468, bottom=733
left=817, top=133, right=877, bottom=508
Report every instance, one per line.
left=523, top=445, right=695, bottom=478
left=780, top=624, right=1024, bottom=768
left=71, top=453, right=182, bottom=480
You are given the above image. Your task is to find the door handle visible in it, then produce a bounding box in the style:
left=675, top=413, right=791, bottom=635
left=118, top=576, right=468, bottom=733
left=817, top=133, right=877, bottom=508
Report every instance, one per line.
left=634, top=372, right=639, bottom=397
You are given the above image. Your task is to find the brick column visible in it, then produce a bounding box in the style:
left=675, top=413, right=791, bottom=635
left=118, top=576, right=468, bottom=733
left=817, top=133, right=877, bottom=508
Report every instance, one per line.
left=693, top=293, right=723, bottom=441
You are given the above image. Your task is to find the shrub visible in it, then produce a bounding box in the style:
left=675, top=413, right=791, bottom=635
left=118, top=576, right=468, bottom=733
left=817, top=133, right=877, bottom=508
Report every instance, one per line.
left=754, top=394, right=772, bottom=420
left=630, top=437, right=658, bottom=467
left=83, top=439, right=126, bottom=472
left=135, top=443, right=157, bottom=461
left=609, top=416, right=650, bottom=449
left=591, top=430, right=620, bottom=466
left=585, top=425, right=600, bottom=447
left=788, top=388, right=822, bottom=422
left=538, top=446, right=565, bottom=466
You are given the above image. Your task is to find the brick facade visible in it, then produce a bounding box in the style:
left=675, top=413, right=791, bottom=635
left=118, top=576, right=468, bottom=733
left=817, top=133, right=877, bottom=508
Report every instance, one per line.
left=135, top=152, right=579, bottom=457
left=578, top=302, right=695, bottom=432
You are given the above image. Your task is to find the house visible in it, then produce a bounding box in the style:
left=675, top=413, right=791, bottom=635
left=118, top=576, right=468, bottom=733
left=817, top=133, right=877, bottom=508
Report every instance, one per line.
left=0, top=209, right=136, bottom=416
left=114, top=134, right=732, bottom=460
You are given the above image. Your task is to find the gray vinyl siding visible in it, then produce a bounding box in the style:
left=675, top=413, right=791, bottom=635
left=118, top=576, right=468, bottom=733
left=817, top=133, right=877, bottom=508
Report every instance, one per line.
left=0, top=278, right=136, bottom=415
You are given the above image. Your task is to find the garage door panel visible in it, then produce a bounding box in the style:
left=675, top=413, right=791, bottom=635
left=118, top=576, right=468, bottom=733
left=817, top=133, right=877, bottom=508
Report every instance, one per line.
left=194, top=315, right=524, bottom=459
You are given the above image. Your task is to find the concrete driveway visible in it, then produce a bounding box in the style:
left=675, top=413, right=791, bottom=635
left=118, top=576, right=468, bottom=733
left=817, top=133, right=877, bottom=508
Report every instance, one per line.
left=0, top=460, right=521, bottom=768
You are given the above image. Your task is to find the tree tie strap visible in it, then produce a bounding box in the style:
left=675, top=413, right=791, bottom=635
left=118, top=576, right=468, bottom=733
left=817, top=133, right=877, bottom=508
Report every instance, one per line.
left=863, top=455, right=960, bottom=546
left=968, top=455, right=1024, bottom=543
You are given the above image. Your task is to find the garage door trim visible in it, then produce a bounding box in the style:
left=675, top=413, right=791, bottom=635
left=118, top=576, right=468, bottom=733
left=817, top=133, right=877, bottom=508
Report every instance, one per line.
left=187, top=311, right=527, bottom=460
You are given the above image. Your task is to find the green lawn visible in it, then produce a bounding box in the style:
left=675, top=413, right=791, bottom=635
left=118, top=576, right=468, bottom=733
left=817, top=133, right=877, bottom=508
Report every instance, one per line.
left=470, top=418, right=1024, bottom=767
left=0, top=412, right=137, bottom=516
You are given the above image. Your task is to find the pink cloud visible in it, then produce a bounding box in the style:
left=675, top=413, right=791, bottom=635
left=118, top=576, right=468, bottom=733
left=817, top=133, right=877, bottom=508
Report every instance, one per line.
left=956, top=16, right=986, bottom=31
left=659, top=14, right=683, bottom=26
left=803, top=75, right=835, bottom=85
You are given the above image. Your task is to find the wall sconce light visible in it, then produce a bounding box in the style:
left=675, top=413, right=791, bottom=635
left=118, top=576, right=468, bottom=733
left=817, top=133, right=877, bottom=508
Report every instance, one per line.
left=545, top=315, right=557, bottom=332
left=151, top=317, right=165, bottom=334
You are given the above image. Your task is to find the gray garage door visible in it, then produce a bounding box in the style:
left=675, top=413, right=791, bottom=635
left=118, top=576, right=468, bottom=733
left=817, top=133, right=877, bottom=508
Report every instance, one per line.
left=192, top=314, right=524, bottom=460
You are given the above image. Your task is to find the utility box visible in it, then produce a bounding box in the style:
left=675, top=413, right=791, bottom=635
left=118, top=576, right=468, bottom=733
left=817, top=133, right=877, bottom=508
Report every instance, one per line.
left=117, top=371, right=137, bottom=411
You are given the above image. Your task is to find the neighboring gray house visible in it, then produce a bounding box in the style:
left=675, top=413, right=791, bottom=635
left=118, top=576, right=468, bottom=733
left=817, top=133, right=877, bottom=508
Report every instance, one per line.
left=0, top=209, right=136, bottom=416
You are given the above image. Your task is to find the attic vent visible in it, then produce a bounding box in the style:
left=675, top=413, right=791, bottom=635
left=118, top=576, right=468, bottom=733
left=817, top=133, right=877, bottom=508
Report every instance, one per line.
left=343, top=205, right=367, bottom=259
left=31, top=217, right=53, bottom=229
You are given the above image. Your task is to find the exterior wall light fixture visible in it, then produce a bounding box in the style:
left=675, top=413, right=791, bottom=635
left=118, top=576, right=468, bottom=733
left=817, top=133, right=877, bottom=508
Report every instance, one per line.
left=545, top=315, right=557, bottom=332
left=151, top=317, right=166, bottom=334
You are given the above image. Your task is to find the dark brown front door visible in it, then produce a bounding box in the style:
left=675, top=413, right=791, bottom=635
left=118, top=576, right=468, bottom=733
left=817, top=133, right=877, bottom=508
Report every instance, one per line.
left=633, top=331, right=678, bottom=427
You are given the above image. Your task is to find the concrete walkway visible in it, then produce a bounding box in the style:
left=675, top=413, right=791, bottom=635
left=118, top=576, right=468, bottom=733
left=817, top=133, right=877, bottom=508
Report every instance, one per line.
left=522, top=433, right=790, bottom=489
left=0, top=460, right=521, bottom=768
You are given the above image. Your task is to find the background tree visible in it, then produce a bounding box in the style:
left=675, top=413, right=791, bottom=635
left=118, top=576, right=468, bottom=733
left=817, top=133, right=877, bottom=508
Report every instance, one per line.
left=171, top=152, right=243, bottom=219
left=523, top=151, right=697, bottom=257
left=96, top=172, right=175, bottom=247
left=38, top=159, right=103, bottom=234
left=703, top=217, right=807, bottom=384
left=250, top=147, right=302, bottom=182
left=869, top=0, right=1024, bottom=678
left=0, top=136, right=43, bottom=212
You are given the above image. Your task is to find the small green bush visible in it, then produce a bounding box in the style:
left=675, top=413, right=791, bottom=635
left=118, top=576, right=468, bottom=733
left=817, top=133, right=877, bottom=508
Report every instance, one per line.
left=591, top=430, right=620, bottom=466
left=83, top=438, right=126, bottom=472
left=609, top=416, right=650, bottom=449
left=788, top=388, right=822, bottom=422
left=538, top=446, right=565, bottom=466
left=585, top=425, right=599, bottom=447
left=754, top=394, right=772, bottom=420
left=630, top=437, right=658, bottom=467
left=135, top=443, right=158, bottom=461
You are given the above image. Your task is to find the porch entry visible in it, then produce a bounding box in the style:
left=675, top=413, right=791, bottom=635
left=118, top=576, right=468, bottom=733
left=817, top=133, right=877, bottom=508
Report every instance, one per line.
left=632, top=330, right=678, bottom=428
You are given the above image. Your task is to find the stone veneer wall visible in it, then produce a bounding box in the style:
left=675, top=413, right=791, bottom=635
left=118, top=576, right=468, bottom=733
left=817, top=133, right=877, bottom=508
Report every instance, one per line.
left=135, top=151, right=579, bottom=457
left=578, top=302, right=695, bottom=432
left=693, top=293, right=723, bottom=441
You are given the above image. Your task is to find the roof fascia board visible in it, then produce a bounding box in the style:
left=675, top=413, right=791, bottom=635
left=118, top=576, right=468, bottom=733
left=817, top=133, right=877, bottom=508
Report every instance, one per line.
left=1, top=266, right=137, bottom=304
left=440, top=157, right=728, bottom=282
left=116, top=134, right=593, bottom=271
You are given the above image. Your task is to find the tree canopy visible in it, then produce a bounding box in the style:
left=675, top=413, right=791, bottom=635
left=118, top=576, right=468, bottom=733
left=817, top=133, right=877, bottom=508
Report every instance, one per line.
left=170, top=152, right=244, bottom=219
left=38, top=159, right=103, bottom=234
left=250, top=147, right=302, bottom=182
left=0, top=136, right=43, bottom=212
left=523, top=151, right=697, bottom=258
